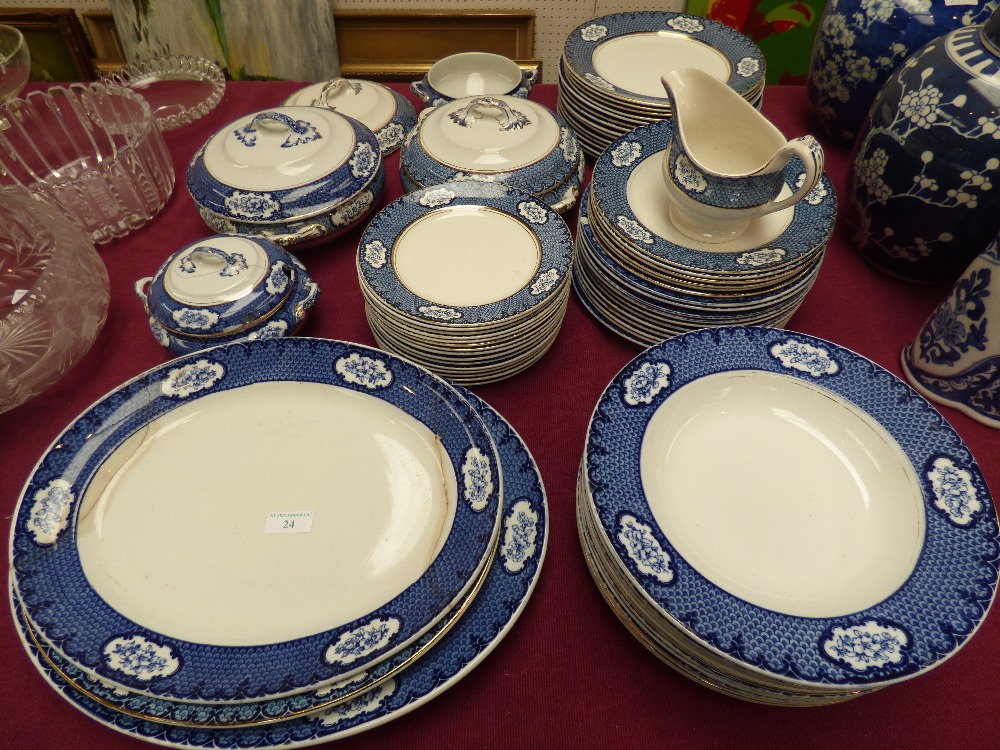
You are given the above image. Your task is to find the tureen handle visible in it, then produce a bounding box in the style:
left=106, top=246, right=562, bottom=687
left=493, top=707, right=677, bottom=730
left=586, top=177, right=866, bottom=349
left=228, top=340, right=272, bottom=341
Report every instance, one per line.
left=448, top=97, right=531, bottom=131
left=134, top=277, right=152, bottom=312
left=234, top=112, right=322, bottom=148
left=184, top=246, right=250, bottom=277
left=313, top=78, right=362, bottom=109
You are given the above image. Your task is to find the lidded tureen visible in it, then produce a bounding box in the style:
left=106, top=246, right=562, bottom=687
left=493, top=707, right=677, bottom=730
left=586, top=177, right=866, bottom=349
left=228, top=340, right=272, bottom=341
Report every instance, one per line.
left=282, top=78, right=417, bottom=155
left=135, top=234, right=320, bottom=354
left=187, top=106, right=384, bottom=246
left=400, top=95, right=585, bottom=213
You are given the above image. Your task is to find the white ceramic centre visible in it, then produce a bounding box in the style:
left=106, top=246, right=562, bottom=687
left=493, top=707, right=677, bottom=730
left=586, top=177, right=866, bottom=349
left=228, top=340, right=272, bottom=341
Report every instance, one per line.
left=626, top=151, right=793, bottom=253
left=284, top=80, right=397, bottom=132
left=428, top=52, right=523, bottom=98
left=421, top=98, right=559, bottom=172
left=393, top=206, right=541, bottom=306
left=639, top=371, right=925, bottom=618
left=75, top=381, right=458, bottom=646
left=591, top=33, right=731, bottom=98
left=163, top=236, right=270, bottom=305
left=204, top=106, right=357, bottom=192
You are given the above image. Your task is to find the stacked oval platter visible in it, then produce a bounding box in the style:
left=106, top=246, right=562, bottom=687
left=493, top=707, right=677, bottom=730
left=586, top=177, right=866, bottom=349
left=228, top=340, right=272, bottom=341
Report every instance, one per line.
left=9, top=337, right=547, bottom=746
left=358, top=181, right=574, bottom=385
left=573, top=118, right=835, bottom=346
left=558, top=12, right=765, bottom=157
left=579, top=326, right=999, bottom=705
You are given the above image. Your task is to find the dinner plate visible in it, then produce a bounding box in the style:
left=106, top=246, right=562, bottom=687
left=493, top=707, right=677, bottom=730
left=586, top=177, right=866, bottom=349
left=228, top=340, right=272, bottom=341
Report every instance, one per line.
left=358, top=181, right=573, bottom=327
left=10, top=338, right=503, bottom=702
left=562, top=12, right=764, bottom=105
left=585, top=326, right=999, bottom=690
left=11, top=389, right=547, bottom=746
left=589, top=118, right=836, bottom=277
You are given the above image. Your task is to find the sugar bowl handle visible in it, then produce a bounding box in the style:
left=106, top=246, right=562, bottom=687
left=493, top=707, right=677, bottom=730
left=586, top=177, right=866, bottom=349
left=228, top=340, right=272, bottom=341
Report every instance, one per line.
left=448, top=97, right=530, bottom=131
left=134, top=277, right=153, bottom=313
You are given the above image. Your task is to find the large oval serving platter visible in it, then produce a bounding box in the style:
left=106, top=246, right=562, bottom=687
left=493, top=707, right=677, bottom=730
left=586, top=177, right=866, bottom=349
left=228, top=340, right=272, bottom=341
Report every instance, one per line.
left=9, top=338, right=503, bottom=702
left=585, top=326, right=999, bottom=690
left=9, top=388, right=547, bottom=746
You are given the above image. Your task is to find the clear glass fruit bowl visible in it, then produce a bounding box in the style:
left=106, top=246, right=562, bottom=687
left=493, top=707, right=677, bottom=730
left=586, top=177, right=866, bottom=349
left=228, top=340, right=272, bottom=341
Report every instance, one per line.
left=0, top=82, right=175, bottom=243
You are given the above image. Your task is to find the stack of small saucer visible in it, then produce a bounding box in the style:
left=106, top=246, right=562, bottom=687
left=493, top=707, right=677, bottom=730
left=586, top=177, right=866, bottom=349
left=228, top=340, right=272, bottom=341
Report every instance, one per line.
left=358, top=181, right=574, bottom=385
left=572, top=119, right=835, bottom=346
left=579, top=326, right=999, bottom=705
left=558, top=12, right=765, bottom=157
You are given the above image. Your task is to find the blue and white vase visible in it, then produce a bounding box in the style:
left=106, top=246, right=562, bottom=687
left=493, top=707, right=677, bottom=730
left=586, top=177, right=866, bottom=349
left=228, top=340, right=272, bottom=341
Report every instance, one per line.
left=807, top=0, right=996, bottom=146
left=902, top=234, right=1000, bottom=427
left=846, top=8, right=1000, bottom=283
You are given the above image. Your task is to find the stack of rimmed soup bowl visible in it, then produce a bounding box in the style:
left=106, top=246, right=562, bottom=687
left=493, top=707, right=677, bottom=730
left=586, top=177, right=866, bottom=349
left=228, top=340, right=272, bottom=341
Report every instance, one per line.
left=9, top=337, right=547, bottom=745
left=579, top=325, right=999, bottom=704
left=558, top=12, right=765, bottom=157
left=358, top=181, right=574, bottom=385
left=573, top=66, right=835, bottom=347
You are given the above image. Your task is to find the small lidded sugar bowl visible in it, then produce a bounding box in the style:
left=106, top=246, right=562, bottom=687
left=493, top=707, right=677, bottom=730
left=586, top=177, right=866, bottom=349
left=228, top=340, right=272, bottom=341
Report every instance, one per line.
left=135, top=235, right=320, bottom=355
left=400, top=95, right=584, bottom=213
left=186, top=106, right=384, bottom=247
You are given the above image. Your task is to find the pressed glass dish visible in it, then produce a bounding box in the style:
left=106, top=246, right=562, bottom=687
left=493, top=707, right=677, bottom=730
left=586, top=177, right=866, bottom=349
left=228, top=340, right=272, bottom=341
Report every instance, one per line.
left=0, top=82, right=175, bottom=243
left=0, top=188, right=110, bottom=414
left=102, top=54, right=226, bottom=131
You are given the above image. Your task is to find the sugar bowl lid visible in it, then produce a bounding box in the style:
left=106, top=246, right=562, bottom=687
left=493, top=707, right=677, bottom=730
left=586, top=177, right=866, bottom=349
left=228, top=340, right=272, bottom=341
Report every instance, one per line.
left=187, top=105, right=382, bottom=223
left=416, top=95, right=562, bottom=173
left=143, top=235, right=298, bottom=337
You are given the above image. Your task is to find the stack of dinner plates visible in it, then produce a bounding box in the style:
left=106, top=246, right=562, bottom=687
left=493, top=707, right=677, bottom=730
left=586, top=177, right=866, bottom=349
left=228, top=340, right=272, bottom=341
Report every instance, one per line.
left=579, top=326, right=999, bottom=705
left=358, top=181, right=574, bottom=385
left=572, top=118, right=835, bottom=346
left=9, top=337, right=547, bottom=746
left=558, top=12, right=765, bottom=157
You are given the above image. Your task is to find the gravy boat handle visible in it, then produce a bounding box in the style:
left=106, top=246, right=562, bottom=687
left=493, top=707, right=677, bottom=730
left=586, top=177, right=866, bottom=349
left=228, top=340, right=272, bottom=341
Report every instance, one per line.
left=763, top=135, right=825, bottom=214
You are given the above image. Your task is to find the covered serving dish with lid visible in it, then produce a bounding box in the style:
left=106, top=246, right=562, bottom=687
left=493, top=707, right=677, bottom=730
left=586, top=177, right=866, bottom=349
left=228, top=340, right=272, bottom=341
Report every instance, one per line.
left=186, top=106, right=384, bottom=247
left=400, top=95, right=585, bottom=213
left=135, top=234, right=320, bottom=354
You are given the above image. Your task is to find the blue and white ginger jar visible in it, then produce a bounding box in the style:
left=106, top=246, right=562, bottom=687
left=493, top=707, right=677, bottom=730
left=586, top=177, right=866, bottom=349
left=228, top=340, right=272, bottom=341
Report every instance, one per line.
left=846, top=8, right=1000, bottom=283
left=807, top=0, right=997, bottom=145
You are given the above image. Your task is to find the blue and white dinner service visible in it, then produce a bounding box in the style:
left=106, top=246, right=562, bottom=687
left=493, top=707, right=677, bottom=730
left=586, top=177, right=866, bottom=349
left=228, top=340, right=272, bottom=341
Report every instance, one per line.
left=187, top=106, right=385, bottom=247
left=8, top=338, right=547, bottom=745
left=358, top=181, right=574, bottom=385
left=557, top=12, right=765, bottom=157
left=579, top=326, right=999, bottom=705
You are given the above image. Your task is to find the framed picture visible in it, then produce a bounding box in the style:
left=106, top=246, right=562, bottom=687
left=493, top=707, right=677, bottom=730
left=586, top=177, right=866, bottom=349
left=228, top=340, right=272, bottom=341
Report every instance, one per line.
left=82, top=11, right=126, bottom=75
left=0, top=9, right=96, bottom=82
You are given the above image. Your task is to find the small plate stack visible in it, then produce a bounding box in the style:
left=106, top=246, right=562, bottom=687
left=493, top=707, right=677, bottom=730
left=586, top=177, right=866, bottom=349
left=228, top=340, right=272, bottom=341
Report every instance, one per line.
left=579, top=326, right=999, bottom=705
left=558, top=12, right=765, bottom=157
left=358, top=181, right=574, bottom=385
left=10, top=338, right=547, bottom=746
left=572, top=118, right=835, bottom=346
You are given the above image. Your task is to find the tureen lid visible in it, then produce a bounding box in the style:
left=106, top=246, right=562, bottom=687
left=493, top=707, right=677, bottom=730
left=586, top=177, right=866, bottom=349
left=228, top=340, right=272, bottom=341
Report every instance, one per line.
left=283, top=79, right=399, bottom=134
left=186, top=106, right=382, bottom=223
left=145, top=235, right=298, bottom=337
left=417, top=95, right=561, bottom=173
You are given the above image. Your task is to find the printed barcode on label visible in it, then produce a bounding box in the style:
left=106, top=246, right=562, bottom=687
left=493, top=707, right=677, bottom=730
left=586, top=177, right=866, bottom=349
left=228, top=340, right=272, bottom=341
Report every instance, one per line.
left=265, top=511, right=314, bottom=534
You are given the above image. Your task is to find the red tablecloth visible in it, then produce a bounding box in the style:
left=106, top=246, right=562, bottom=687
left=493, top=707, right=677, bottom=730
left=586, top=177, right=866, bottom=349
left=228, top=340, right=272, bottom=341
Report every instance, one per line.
left=2, top=83, right=997, bottom=749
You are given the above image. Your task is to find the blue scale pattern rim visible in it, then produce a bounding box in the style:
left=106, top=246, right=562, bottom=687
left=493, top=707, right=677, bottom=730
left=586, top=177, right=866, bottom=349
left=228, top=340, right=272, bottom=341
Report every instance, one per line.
left=563, top=12, right=764, bottom=102
left=186, top=109, right=382, bottom=223
left=585, top=326, right=999, bottom=688
left=358, top=181, right=573, bottom=326
left=10, top=338, right=502, bottom=702
left=10, top=388, right=548, bottom=747
left=591, top=118, right=836, bottom=275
